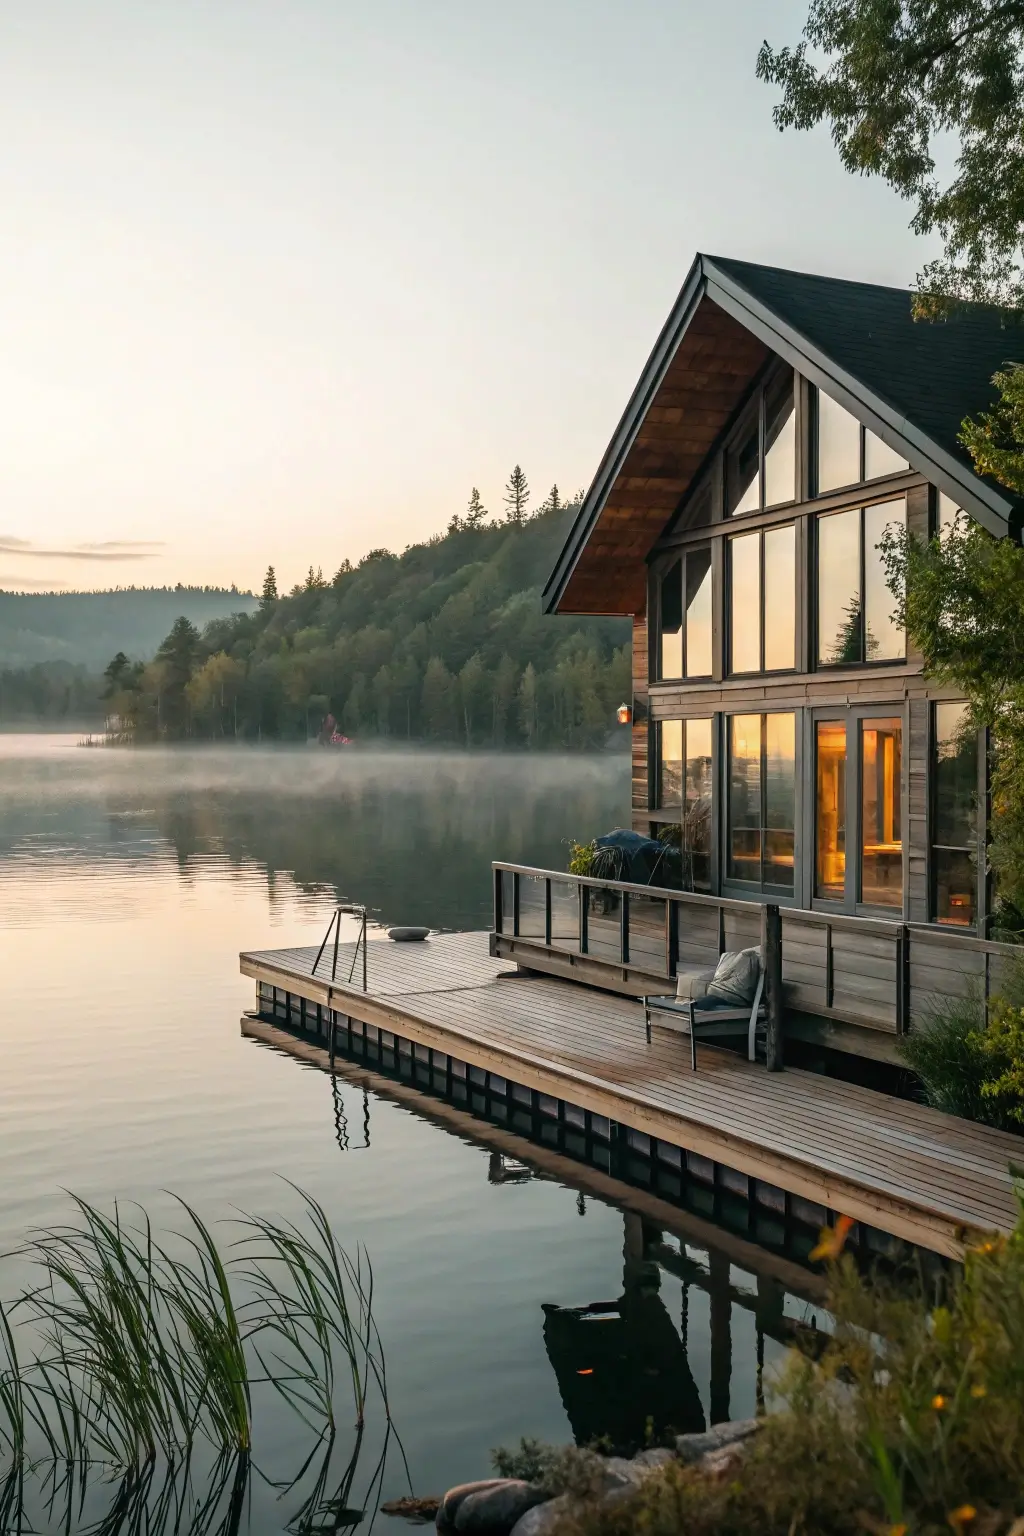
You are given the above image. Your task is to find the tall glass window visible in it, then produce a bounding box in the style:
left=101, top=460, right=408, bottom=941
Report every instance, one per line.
left=817, top=500, right=906, bottom=666
left=815, top=721, right=846, bottom=899
left=727, top=713, right=796, bottom=892
left=659, top=560, right=682, bottom=679
left=685, top=547, right=713, bottom=678
left=657, top=718, right=712, bottom=892
left=729, top=533, right=760, bottom=674
left=684, top=717, right=713, bottom=891
left=815, top=386, right=909, bottom=493
left=933, top=702, right=978, bottom=927
left=861, top=718, right=902, bottom=908
left=657, top=549, right=711, bottom=681
left=727, top=368, right=796, bottom=515
left=728, top=523, right=796, bottom=674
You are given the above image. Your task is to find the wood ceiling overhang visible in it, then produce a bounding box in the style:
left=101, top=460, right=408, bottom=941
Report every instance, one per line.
left=544, top=277, right=768, bottom=617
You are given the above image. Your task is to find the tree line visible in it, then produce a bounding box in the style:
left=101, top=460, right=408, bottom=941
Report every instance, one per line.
left=103, top=479, right=632, bottom=749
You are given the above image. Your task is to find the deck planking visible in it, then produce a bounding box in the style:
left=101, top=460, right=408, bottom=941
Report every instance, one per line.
left=239, top=931, right=1022, bottom=1257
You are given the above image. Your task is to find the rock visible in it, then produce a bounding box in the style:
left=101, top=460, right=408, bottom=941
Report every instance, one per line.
left=382, top=1495, right=442, bottom=1523
left=454, top=1481, right=549, bottom=1536
left=675, top=1419, right=759, bottom=1466
left=699, top=1442, right=747, bottom=1478
left=508, top=1496, right=568, bottom=1536
left=437, top=1482, right=507, bottom=1533
left=597, top=1448, right=674, bottom=1488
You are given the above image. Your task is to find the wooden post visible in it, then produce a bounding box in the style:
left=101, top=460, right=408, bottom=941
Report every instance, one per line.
left=762, top=902, right=784, bottom=1072
left=544, top=878, right=552, bottom=946
left=620, top=890, right=630, bottom=965
left=512, top=872, right=521, bottom=938
left=493, top=866, right=503, bottom=935
left=896, top=923, right=910, bottom=1035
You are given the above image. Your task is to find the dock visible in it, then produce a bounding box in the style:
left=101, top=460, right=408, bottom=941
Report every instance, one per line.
left=239, top=931, right=1021, bottom=1259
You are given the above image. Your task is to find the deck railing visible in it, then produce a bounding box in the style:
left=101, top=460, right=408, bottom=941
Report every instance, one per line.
left=492, top=861, right=1020, bottom=1037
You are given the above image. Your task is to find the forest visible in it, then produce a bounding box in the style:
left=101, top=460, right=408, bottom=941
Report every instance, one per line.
left=103, top=489, right=632, bottom=750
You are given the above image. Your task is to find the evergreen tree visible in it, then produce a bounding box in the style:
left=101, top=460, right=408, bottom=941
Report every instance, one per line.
left=518, top=662, right=539, bottom=745
left=422, top=656, right=458, bottom=740
left=458, top=652, right=488, bottom=744
left=504, top=465, right=530, bottom=525
left=261, top=567, right=278, bottom=607
left=465, top=487, right=489, bottom=528
left=539, top=484, right=562, bottom=516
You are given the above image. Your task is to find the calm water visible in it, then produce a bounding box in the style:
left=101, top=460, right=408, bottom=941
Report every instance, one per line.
left=0, top=736, right=809, bottom=1532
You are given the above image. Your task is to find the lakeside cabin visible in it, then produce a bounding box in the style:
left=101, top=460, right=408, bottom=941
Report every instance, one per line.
left=242, top=254, right=1024, bottom=1258
left=493, top=254, right=1024, bottom=1064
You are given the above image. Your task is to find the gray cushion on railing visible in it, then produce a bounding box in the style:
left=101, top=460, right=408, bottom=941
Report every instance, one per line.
left=675, top=967, right=715, bottom=1001
left=706, top=947, right=761, bottom=1006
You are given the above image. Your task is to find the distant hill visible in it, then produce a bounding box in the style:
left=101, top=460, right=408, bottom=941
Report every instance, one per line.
left=0, top=586, right=259, bottom=670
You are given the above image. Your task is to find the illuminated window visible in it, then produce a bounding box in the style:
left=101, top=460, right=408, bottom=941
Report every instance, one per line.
left=814, top=386, right=909, bottom=493
left=656, top=718, right=712, bottom=891
left=727, top=369, right=796, bottom=515
left=817, top=499, right=906, bottom=666
left=657, top=548, right=712, bottom=681
left=860, top=718, right=902, bottom=908
left=815, top=721, right=846, bottom=900
left=727, top=713, right=795, bottom=892
left=933, top=702, right=978, bottom=927
left=728, top=523, right=796, bottom=674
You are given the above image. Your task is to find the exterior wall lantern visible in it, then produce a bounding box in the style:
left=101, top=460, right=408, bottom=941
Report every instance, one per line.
left=616, top=702, right=632, bottom=725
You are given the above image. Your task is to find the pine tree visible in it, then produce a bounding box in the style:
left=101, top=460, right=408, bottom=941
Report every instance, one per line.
left=261, top=566, right=278, bottom=607
left=539, top=484, right=562, bottom=516
left=503, top=465, right=530, bottom=525
left=518, top=662, right=539, bottom=745
left=465, top=487, right=489, bottom=528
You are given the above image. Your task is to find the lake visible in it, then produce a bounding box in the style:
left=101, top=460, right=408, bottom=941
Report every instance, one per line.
left=0, top=735, right=811, bottom=1532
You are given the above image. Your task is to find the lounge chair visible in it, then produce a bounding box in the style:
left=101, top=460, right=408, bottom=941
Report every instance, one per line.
left=642, top=952, right=766, bottom=1071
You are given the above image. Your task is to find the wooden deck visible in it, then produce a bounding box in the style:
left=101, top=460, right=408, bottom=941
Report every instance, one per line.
left=239, top=931, right=1022, bottom=1258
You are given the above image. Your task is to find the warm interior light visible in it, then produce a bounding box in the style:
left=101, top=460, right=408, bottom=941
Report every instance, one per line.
left=576, top=1368, right=594, bottom=1375
left=616, top=702, right=632, bottom=725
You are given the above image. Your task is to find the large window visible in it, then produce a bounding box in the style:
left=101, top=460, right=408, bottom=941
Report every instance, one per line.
left=727, top=713, right=796, bottom=892
left=933, top=702, right=978, bottom=927
left=728, top=523, right=796, bottom=674
left=815, top=721, right=846, bottom=900
left=657, top=718, right=713, bottom=890
left=657, top=547, right=712, bottom=680
left=814, top=387, right=909, bottom=493
left=727, top=370, right=796, bottom=515
left=861, top=717, right=902, bottom=908
left=817, top=499, right=906, bottom=666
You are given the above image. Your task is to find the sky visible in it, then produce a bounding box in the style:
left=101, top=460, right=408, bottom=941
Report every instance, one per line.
left=0, top=0, right=939, bottom=595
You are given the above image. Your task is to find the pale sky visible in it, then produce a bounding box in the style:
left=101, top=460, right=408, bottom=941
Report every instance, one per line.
left=0, top=1, right=938, bottom=595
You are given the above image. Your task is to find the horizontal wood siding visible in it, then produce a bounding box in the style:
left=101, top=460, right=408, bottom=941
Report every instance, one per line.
left=908, top=697, right=929, bottom=925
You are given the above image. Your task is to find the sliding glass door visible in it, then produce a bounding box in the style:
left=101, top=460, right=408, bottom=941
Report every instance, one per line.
left=812, top=708, right=905, bottom=913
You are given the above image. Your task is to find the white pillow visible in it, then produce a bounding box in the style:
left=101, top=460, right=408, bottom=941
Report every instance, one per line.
left=706, top=947, right=761, bottom=1006
left=675, top=967, right=714, bottom=1001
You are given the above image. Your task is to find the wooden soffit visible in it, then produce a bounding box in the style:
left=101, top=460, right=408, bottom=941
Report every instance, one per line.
left=547, top=291, right=768, bottom=616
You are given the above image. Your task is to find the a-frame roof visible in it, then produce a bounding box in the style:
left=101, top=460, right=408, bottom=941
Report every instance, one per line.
left=544, top=253, right=1023, bottom=616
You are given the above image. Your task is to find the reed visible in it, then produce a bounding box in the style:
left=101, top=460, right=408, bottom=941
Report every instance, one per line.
left=0, top=1190, right=389, bottom=1473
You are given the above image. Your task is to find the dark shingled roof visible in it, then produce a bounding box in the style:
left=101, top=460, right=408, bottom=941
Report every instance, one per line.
left=709, top=255, right=1024, bottom=494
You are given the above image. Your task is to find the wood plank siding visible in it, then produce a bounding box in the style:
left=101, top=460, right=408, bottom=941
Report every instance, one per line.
left=632, top=613, right=649, bottom=819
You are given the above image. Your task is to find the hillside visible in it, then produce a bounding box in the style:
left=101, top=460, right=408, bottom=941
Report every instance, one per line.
left=109, top=504, right=632, bottom=749
left=0, top=586, right=258, bottom=671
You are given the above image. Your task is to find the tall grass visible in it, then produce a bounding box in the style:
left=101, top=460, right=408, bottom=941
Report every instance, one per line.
left=0, top=1190, right=393, bottom=1473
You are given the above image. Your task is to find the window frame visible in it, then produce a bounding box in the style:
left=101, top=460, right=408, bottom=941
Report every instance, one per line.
left=722, top=710, right=799, bottom=898
left=813, top=496, right=907, bottom=670
left=726, top=521, right=797, bottom=677
left=929, top=701, right=986, bottom=931
left=725, top=364, right=798, bottom=518
left=806, top=703, right=908, bottom=918
left=652, top=716, right=714, bottom=891
left=653, top=543, right=713, bottom=683
left=811, top=385, right=909, bottom=495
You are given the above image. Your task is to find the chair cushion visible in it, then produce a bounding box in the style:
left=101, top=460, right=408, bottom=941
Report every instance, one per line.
left=706, top=947, right=761, bottom=1006
left=675, top=967, right=715, bottom=1001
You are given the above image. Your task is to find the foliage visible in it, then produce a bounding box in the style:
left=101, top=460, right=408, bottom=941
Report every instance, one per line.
left=0, top=660, right=104, bottom=724
left=959, top=360, right=1024, bottom=495
left=898, top=991, right=1006, bottom=1125
left=0, top=1189, right=390, bottom=1467
left=567, top=839, right=597, bottom=876
left=758, top=1, right=1024, bottom=493
left=976, top=997, right=1024, bottom=1122
left=526, top=1204, right=1024, bottom=1533
left=261, top=565, right=278, bottom=606
left=880, top=515, right=1024, bottom=909
left=504, top=464, right=531, bottom=525
left=107, top=497, right=631, bottom=748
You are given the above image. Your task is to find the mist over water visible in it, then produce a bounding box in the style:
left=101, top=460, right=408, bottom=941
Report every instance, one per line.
left=0, top=737, right=801, bottom=1532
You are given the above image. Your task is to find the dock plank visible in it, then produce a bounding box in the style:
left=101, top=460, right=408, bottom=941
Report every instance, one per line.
left=239, top=931, right=1022, bottom=1256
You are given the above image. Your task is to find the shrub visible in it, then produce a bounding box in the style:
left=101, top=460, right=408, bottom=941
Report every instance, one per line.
left=568, top=840, right=597, bottom=876
left=523, top=1203, right=1024, bottom=1534
left=977, top=998, right=1024, bottom=1123
left=900, top=955, right=1024, bottom=1130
